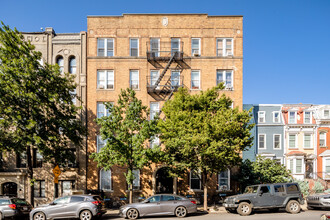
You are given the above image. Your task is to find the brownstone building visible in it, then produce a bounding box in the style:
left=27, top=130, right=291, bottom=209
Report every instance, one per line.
left=87, top=14, right=243, bottom=204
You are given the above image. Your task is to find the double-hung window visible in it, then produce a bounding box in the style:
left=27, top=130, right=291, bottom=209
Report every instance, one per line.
left=97, top=38, right=114, bottom=57
left=274, top=134, right=281, bottom=149
left=34, top=180, right=45, bottom=197
left=171, top=38, right=180, bottom=55
left=191, top=38, right=200, bottom=56
left=320, top=132, right=326, bottom=147
left=97, top=70, right=114, bottom=90
left=289, top=134, right=297, bottom=148
left=258, top=111, right=266, bottom=123
left=273, top=111, right=280, bottom=123
left=57, top=56, right=64, bottom=74
left=171, top=71, right=180, bottom=87
left=288, top=158, right=304, bottom=174
left=304, top=111, right=311, bottom=124
left=190, top=170, right=201, bottom=190
left=216, top=38, right=233, bottom=56
left=150, top=38, right=160, bottom=57
left=218, top=170, right=230, bottom=191
left=289, top=112, right=296, bottom=124
left=97, top=135, right=106, bottom=153
left=132, top=169, right=140, bottom=190
left=130, top=38, right=139, bottom=56
left=130, top=70, right=139, bottom=90
left=33, top=149, right=43, bottom=168
left=304, top=134, right=312, bottom=148
left=150, top=102, right=159, bottom=120
left=150, top=70, right=159, bottom=87
left=324, top=110, right=330, bottom=118
left=69, top=57, right=76, bottom=74
left=325, top=158, right=330, bottom=174
left=258, top=134, right=266, bottom=149
left=216, top=70, right=233, bottom=89
left=100, top=169, right=111, bottom=191
left=97, top=102, right=112, bottom=118
left=191, top=70, right=200, bottom=90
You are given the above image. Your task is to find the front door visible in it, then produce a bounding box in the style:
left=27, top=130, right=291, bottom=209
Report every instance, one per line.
left=155, top=167, right=173, bottom=194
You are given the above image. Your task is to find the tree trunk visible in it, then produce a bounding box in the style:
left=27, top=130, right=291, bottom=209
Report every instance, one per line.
left=26, top=146, right=34, bottom=207
left=202, top=170, right=208, bottom=211
left=129, top=183, right=133, bottom=204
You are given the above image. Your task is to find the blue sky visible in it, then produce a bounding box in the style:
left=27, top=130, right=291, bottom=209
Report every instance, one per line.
left=1, top=0, right=329, bottom=104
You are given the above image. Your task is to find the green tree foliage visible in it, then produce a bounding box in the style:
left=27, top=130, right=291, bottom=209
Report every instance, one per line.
left=91, top=88, right=160, bottom=203
left=312, top=180, right=325, bottom=194
left=297, top=180, right=310, bottom=197
left=236, top=156, right=292, bottom=192
left=0, top=22, right=86, bottom=204
left=158, top=85, right=253, bottom=210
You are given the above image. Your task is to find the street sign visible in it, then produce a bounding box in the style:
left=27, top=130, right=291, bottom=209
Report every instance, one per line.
left=53, top=165, right=61, bottom=177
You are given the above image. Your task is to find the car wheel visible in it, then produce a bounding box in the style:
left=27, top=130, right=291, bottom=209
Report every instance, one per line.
left=126, top=208, right=139, bottom=219
left=286, top=200, right=301, bottom=214
left=237, top=202, right=252, bottom=216
left=80, top=210, right=92, bottom=220
left=33, top=212, right=46, bottom=220
left=175, top=206, right=187, bottom=218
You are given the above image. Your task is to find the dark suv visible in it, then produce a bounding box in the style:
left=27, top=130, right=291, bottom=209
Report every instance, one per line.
left=223, top=183, right=304, bottom=216
left=0, top=197, right=32, bottom=219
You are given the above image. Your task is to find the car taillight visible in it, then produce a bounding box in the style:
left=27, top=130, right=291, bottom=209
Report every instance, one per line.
left=190, top=200, right=196, bottom=205
left=8, top=204, right=16, bottom=209
left=92, top=201, right=101, bottom=205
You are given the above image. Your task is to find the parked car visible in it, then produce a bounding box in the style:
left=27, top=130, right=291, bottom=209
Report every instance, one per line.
left=30, top=195, right=106, bottom=220
left=223, top=183, right=304, bottom=216
left=119, top=194, right=197, bottom=219
left=307, top=193, right=330, bottom=209
left=0, top=197, right=32, bottom=219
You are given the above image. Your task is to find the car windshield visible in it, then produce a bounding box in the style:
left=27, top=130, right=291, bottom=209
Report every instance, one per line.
left=244, top=186, right=259, bottom=194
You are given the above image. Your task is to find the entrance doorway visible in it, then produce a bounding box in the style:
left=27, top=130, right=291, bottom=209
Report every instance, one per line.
left=2, top=182, right=17, bottom=197
left=155, top=167, right=173, bottom=194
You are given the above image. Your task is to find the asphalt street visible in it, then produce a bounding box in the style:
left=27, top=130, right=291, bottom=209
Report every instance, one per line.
left=100, top=209, right=328, bottom=220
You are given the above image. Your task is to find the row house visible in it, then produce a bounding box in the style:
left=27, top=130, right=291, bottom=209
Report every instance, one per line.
left=86, top=14, right=243, bottom=202
left=0, top=28, right=87, bottom=204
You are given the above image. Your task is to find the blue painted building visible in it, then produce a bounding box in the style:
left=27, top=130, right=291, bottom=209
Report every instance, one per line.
left=243, top=104, right=257, bottom=161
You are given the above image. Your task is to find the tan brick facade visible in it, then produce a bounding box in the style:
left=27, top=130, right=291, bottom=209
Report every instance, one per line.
left=87, top=14, right=243, bottom=203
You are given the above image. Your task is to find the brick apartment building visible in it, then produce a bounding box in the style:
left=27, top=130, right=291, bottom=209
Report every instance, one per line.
left=86, top=13, right=243, bottom=203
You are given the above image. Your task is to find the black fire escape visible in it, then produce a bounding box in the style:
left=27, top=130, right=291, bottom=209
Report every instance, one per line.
left=146, top=41, right=190, bottom=102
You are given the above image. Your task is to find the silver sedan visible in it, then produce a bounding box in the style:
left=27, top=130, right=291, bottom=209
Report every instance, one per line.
left=119, top=194, right=197, bottom=219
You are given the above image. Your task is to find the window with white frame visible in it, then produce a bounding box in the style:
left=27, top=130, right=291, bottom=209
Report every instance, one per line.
left=216, top=70, right=233, bottom=89
left=274, top=134, right=281, bottom=149
left=258, top=111, right=266, bottom=123
left=304, top=134, right=312, bottom=148
left=191, top=70, right=200, bottom=90
left=69, top=56, right=76, bottom=74
left=130, top=38, right=139, bottom=56
left=130, top=70, right=139, bottom=89
left=304, top=111, right=311, bottom=124
left=325, top=158, right=330, bottom=174
left=150, top=38, right=160, bottom=57
left=97, top=38, right=114, bottom=57
left=97, top=70, right=114, bottom=90
left=100, top=169, right=111, bottom=191
left=289, top=112, right=296, bottom=124
left=150, top=102, right=159, bottom=120
left=132, top=169, right=140, bottom=190
left=289, top=134, right=297, bottom=148
left=324, top=110, right=330, bottom=118
left=258, top=134, right=266, bottom=149
left=190, top=170, right=201, bottom=190
left=320, top=132, right=327, bottom=147
left=97, top=102, right=112, bottom=118
left=171, top=71, right=180, bottom=87
left=288, top=158, right=304, bottom=174
left=218, top=170, right=230, bottom=191
left=273, top=111, right=280, bottom=123
left=171, top=38, right=180, bottom=55
left=97, top=135, right=106, bottom=153
left=150, top=70, right=159, bottom=87
left=191, top=38, right=200, bottom=56
left=216, top=38, right=233, bottom=56
left=150, top=136, right=160, bottom=148
left=56, top=56, right=64, bottom=74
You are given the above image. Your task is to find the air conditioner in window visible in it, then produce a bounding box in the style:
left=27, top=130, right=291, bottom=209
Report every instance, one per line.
left=193, top=51, right=200, bottom=57
left=227, top=52, right=233, bottom=56
left=98, top=84, right=104, bottom=89
left=225, top=85, right=233, bottom=90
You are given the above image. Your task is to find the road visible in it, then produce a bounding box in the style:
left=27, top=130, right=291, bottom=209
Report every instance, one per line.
left=101, top=209, right=328, bottom=220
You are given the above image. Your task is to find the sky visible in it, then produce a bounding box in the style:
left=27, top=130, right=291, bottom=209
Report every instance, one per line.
left=1, top=0, right=330, bottom=105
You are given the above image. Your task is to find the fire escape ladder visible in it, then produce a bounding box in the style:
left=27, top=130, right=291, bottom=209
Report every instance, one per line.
left=153, top=53, right=176, bottom=91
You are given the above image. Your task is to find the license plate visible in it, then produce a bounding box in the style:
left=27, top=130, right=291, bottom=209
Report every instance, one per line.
left=23, top=207, right=28, bottom=210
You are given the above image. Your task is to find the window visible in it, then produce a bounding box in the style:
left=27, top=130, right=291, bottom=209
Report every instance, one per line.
left=274, top=134, right=281, bottom=149
left=274, top=185, right=285, bottom=193
left=216, top=70, right=233, bottom=89
left=258, top=134, right=266, bottom=149
left=296, top=159, right=302, bottom=173
left=132, top=169, right=140, bottom=190
left=218, top=170, right=230, bottom=191
left=325, top=110, right=330, bottom=118
left=191, top=70, right=200, bottom=90
left=258, top=111, right=266, bottom=123
left=69, top=89, right=77, bottom=105
left=97, top=70, right=114, bottom=90
left=273, top=112, right=280, bottom=123
left=288, top=158, right=304, bottom=174
left=130, top=70, right=139, bottom=90
left=130, top=38, right=139, bottom=56
left=171, top=71, right=180, bottom=87
left=150, top=102, right=159, bottom=120
left=320, top=132, right=326, bottom=147
left=304, top=134, right=312, bottom=148
left=191, top=38, right=200, bottom=56
left=34, top=180, right=45, bottom=197
left=70, top=196, right=85, bottom=203
left=97, top=135, right=106, bottom=153
left=60, top=181, right=75, bottom=197
left=97, top=102, right=112, bottom=118
left=150, top=136, right=160, bottom=148
left=216, top=38, right=233, bottom=56
left=97, top=38, right=114, bottom=57
left=190, top=170, right=201, bottom=190
left=16, top=152, right=27, bottom=168
left=289, top=134, right=297, bottom=148
left=304, top=111, right=311, bottom=124
left=325, top=158, right=330, bottom=173
left=53, top=196, right=70, bottom=205
left=56, top=56, right=64, bottom=74
left=69, top=57, right=76, bottom=74
left=150, top=38, right=160, bottom=57
left=162, top=195, right=175, bottom=201
left=61, top=149, right=77, bottom=168
left=100, top=169, right=111, bottom=191
left=259, top=186, right=270, bottom=194
left=148, top=195, right=161, bottom=203
left=33, top=149, right=43, bottom=168
left=171, top=38, right=180, bottom=55
left=289, top=112, right=296, bottom=124
left=150, top=70, right=159, bottom=87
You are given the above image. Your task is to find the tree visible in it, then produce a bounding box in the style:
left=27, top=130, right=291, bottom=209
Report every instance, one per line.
left=236, top=156, right=292, bottom=192
left=0, top=22, right=86, bottom=205
left=158, top=85, right=253, bottom=210
left=91, top=88, right=160, bottom=204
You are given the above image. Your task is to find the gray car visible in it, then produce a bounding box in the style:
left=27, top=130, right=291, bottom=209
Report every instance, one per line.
left=307, top=193, right=330, bottom=209
left=119, top=194, right=197, bottom=219
left=0, top=197, right=32, bottom=219
left=30, top=195, right=106, bottom=220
